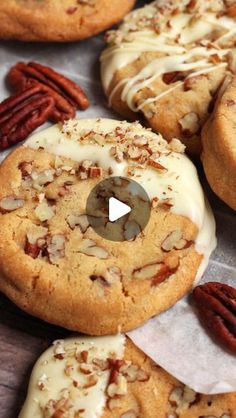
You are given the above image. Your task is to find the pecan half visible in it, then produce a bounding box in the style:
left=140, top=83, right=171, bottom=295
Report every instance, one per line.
left=8, top=62, right=89, bottom=122
left=120, top=411, right=138, bottom=418
left=133, top=260, right=179, bottom=286
left=0, top=86, right=54, bottom=150
left=193, top=282, right=236, bottom=353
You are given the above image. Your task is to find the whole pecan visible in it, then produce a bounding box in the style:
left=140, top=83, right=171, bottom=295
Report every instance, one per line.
left=7, top=61, right=89, bottom=122
left=193, top=282, right=236, bottom=353
left=0, top=86, right=54, bottom=150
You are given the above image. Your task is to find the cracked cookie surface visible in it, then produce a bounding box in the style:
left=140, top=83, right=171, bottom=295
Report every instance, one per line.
left=0, top=118, right=215, bottom=335
left=0, top=0, right=135, bottom=41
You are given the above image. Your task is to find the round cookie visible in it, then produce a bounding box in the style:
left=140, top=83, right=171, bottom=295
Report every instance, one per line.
left=101, top=0, right=236, bottom=156
left=0, top=118, right=216, bottom=335
left=0, top=0, right=136, bottom=42
left=19, top=335, right=236, bottom=418
left=202, top=75, right=236, bottom=210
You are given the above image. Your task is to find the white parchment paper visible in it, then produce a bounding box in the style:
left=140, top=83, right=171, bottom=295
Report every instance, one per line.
left=0, top=0, right=235, bottom=396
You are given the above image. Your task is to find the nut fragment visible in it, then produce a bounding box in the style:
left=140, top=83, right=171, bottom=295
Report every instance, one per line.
left=25, top=227, right=48, bottom=259
left=0, top=196, right=25, bottom=213
left=120, top=411, right=138, bottom=418
left=107, top=397, right=121, bottom=411
left=107, top=374, right=127, bottom=397
left=34, top=200, right=55, bottom=222
left=31, top=169, right=55, bottom=189
left=79, top=239, right=109, bottom=259
left=200, top=416, right=231, bottom=418
left=178, top=112, right=200, bottom=136
left=169, top=385, right=198, bottom=412
left=66, top=214, right=89, bottom=232
left=133, top=260, right=178, bottom=285
left=47, top=234, right=66, bottom=265
left=89, top=167, right=103, bottom=178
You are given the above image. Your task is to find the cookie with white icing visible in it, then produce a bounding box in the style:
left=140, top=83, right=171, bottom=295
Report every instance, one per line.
left=19, top=335, right=236, bottom=418
left=202, top=75, right=236, bottom=210
left=0, top=118, right=216, bottom=335
left=101, top=0, right=236, bottom=156
left=0, top=0, right=136, bottom=42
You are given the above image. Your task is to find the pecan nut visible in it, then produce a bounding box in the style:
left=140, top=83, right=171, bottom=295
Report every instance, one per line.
left=193, top=282, right=236, bottom=353
left=7, top=61, right=89, bottom=122
left=0, top=86, right=54, bottom=150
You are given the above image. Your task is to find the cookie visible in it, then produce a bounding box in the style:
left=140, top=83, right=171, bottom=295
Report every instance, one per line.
left=202, top=76, right=236, bottom=210
left=0, top=118, right=216, bottom=335
left=0, top=0, right=136, bottom=42
left=100, top=0, right=236, bottom=156
left=19, top=335, right=236, bottom=418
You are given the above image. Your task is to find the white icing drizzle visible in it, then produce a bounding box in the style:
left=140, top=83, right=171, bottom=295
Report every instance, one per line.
left=100, top=1, right=236, bottom=111
left=25, top=118, right=216, bottom=281
left=19, top=334, right=125, bottom=418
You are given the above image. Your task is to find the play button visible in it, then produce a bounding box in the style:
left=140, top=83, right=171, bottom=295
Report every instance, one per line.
left=109, top=197, right=131, bottom=222
left=86, top=176, right=151, bottom=242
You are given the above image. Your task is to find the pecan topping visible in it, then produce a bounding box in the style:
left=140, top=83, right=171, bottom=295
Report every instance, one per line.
left=0, top=86, right=54, bottom=150
left=7, top=61, right=89, bottom=122
left=133, top=260, right=179, bottom=286
left=0, top=196, right=25, bottom=213
left=178, top=112, right=200, bottom=137
left=193, top=282, right=236, bottom=353
left=79, top=239, right=109, bottom=259
left=169, top=385, right=199, bottom=412
left=161, top=230, right=192, bottom=252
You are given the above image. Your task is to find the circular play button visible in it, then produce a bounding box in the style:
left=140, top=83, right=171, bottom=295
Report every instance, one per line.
left=86, top=176, right=151, bottom=242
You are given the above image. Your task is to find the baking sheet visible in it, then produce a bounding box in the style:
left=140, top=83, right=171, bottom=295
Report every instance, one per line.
left=0, top=1, right=235, bottom=396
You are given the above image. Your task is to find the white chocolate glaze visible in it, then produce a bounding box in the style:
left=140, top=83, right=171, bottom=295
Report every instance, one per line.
left=100, top=0, right=236, bottom=111
left=19, top=334, right=125, bottom=418
left=25, top=118, right=216, bottom=281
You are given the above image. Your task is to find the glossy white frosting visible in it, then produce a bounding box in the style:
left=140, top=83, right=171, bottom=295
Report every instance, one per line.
left=100, top=1, right=236, bottom=111
left=25, top=118, right=216, bottom=279
left=19, top=334, right=125, bottom=418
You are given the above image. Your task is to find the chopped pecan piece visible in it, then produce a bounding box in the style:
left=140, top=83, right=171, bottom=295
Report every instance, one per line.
left=79, top=239, right=109, bottom=259
left=178, top=112, right=200, bottom=137
left=193, top=282, right=236, bottom=353
left=148, top=159, right=167, bottom=171
left=161, top=230, right=192, bottom=252
left=120, top=411, right=138, bottom=418
left=25, top=227, right=48, bottom=259
left=133, top=260, right=179, bottom=286
left=46, top=234, right=66, bottom=265
left=7, top=61, right=89, bottom=123
left=163, top=71, right=184, bottom=84
left=227, top=4, right=236, bottom=17
left=169, top=385, right=199, bottom=412
left=66, top=214, right=89, bottom=232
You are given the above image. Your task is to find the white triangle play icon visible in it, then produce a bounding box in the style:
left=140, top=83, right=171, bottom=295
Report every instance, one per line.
left=109, top=197, right=131, bottom=222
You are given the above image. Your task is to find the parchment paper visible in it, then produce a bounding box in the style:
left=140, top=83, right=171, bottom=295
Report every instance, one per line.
left=0, top=0, right=235, bottom=395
